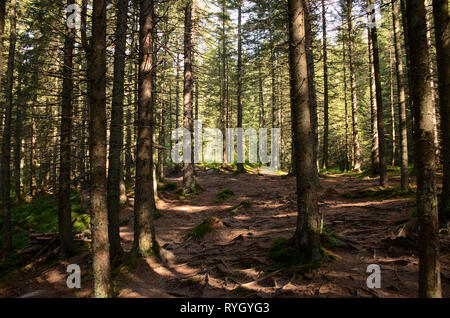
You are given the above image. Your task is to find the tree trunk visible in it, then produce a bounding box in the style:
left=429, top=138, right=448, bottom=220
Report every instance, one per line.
left=134, top=0, right=157, bottom=256
left=346, top=0, right=361, bottom=171
left=389, top=43, right=396, bottom=168
left=58, top=0, right=75, bottom=256
left=236, top=1, right=244, bottom=174
left=182, top=0, right=196, bottom=195
left=321, top=0, right=329, bottom=170
left=304, top=0, right=319, bottom=182
left=89, top=0, right=112, bottom=298
left=369, top=0, right=388, bottom=187
left=406, top=0, right=442, bottom=298
left=1, top=0, right=17, bottom=256
left=433, top=0, right=450, bottom=216
left=107, top=0, right=128, bottom=260
left=392, top=0, right=409, bottom=191
left=368, top=26, right=379, bottom=175
left=342, top=28, right=350, bottom=171
left=13, top=82, right=23, bottom=203
left=288, top=0, right=321, bottom=262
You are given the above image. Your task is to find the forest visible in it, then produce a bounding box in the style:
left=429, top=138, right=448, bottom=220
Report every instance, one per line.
left=0, top=0, right=449, bottom=299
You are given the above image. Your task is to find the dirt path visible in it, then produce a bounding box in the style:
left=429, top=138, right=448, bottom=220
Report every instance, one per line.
left=2, top=169, right=450, bottom=298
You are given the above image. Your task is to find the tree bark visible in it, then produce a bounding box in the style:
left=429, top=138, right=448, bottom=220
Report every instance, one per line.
left=321, top=0, right=329, bottom=170
left=1, top=0, right=17, bottom=256
left=134, top=0, right=157, bottom=255
left=368, top=26, right=379, bottom=175
left=346, top=0, right=361, bottom=171
left=369, top=0, right=388, bottom=187
left=107, top=0, right=128, bottom=260
left=432, top=0, right=450, bottom=216
left=288, top=0, right=321, bottom=262
left=58, top=0, right=76, bottom=256
left=182, top=0, right=196, bottom=195
left=392, top=0, right=409, bottom=191
left=406, top=0, right=442, bottom=298
left=236, top=1, right=244, bottom=173
left=89, top=0, right=112, bottom=298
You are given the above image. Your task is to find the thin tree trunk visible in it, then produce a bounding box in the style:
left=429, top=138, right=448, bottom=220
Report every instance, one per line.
left=1, top=0, right=17, bottom=255
left=107, top=0, right=128, bottom=260
left=321, top=0, right=329, bottom=170
left=342, top=29, right=350, bottom=171
left=406, top=0, right=442, bottom=298
left=236, top=1, right=244, bottom=173
left=368, top=27, right=379, bottom=175
left=392, top=0, right=409, bottom=191
left=182, top=0, right=196, bottom=195
left=90, top=0, right=112, bottom=298
left=432, top=0, right=450, bottom=215
left=13, top=82, right=23, bottom=203
left=346, top=0, right=361, bottom=171
left=369, top=0, right=388, bottom=187
left=134, top=0, right=157, bottom=256
left=389, top=43, right=396, bottom=168
left=288, top=0, right=321, bottom=262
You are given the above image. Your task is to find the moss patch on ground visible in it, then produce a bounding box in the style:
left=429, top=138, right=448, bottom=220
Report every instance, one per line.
left=215, top=188, right=234, bottom=203
left=188, top=217, right=224, bottom=240
left=343, top=185, right=415, bottom=200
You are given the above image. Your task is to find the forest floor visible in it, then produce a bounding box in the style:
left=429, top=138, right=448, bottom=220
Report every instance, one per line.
left=1, top=167, right=450, bottom=298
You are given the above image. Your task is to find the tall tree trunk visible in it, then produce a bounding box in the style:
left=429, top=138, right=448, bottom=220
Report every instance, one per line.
left=288, top=0, right=321, bottom=262
left=389, top=43, right=396, bottom=168
left=58, top=0, right=75, bottom=256
left=321, top=0, right=329, bottom=170
left=433, top=0, right=450, bottom=216
left=134, top=0, right=157, bottom=255
left=236, top=1, right=244, bottom=174
left=304, top=0, right=319, bottom=182
left=369, top=0, right=388, bottom=187
left=90, top=0, right=112, bottom=298
left=13, top=82, right=23, bottom=203
left=425, top=0, right=440, bottom=161
left=107, top=0, right=128, bottom=260
left=346, top=0, right=361, bottom=171
left=392, top=0, right=409, bottom=191
left=1, top=0, right=17, bottom=256
left=406, top=0, right=442, bottom=298
left=342, top=29, right=350, bottom=171
left=368, top=27, right=379, bottom=175
left=221, top=1, right=227, bottom=164
left=182, top=0, right=196, bottom=194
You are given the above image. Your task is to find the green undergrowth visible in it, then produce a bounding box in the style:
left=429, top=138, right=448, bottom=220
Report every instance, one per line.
left=0, top=191, right=87, bottom=252
left=343, top=185, right=415, bottom=200
left=267, top=238, right=334, bottom=275
left=215, top=188, right=234, bottom=203
left=188, top=217, right=223, bottom=240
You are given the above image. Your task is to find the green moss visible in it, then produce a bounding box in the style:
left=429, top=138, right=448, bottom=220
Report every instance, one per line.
left=343, top=185, right=415, bottom=200
left=188, top=217, right=222, bottom=239
left=320, top=230, right=344, bottom=249
left=215, top=188, right=234, bottom=203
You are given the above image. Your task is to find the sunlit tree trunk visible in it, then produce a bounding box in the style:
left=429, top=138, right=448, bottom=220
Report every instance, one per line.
left=392, top=0, right=409, bottom=191
left=406, top=0, right=442, bottom=298
left=288, top=0, right=321, bottom=261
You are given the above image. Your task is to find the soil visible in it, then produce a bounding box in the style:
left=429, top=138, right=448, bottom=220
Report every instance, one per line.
left=1, top=168, right=449, bottom=298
